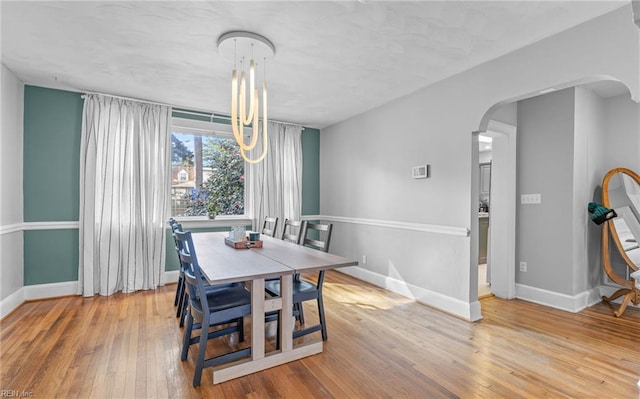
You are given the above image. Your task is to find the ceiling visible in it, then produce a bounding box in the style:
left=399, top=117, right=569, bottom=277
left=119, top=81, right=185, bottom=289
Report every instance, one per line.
left=0, top=1, right=629, bottom=128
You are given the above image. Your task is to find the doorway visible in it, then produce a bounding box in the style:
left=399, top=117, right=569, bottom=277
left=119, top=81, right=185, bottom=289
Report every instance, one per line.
left=477, top=120, right=517, bottom=300
left=478, top=135, right=492, bottom=297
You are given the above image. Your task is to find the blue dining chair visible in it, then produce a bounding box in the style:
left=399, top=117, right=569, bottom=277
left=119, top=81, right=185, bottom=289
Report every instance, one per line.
left=168, top=219, right=188, bottom=321
left=265, top=222, right=333, bottom=341
left=170, top=221, right=240, bottom=327
left=168, top=218, right=181, bottom=306
left=175, top=230, right=252, bottom=387
left=281, top=218, right=306, bottom=244
left=261, top=216, right=279, bottom=238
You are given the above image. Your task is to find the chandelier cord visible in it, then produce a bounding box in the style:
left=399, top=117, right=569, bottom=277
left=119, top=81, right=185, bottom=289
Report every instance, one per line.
left=233, top=39, right=237, bottom=69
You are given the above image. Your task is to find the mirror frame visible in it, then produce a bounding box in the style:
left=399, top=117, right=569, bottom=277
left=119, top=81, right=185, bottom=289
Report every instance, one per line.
left=601, top=167, right=640, bottom=316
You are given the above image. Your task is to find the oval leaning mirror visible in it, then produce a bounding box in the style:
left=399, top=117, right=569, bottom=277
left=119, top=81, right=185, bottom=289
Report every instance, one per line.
left=601, top=167, right=640, bottom=317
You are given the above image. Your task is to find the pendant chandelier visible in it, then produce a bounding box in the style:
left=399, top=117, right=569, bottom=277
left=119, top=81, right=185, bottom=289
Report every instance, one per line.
left=217, top=31, right=275, bottom=164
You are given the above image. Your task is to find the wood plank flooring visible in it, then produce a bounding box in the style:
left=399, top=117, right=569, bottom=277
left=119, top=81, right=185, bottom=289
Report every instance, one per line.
left=1, top=270, right=639, bottom=398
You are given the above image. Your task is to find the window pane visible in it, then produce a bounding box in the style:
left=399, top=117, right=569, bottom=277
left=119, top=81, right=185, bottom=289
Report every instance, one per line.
left=171, top=132, right=244, bottom=216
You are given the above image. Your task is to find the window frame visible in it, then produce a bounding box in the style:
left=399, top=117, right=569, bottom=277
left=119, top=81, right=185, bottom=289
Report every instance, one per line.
left=169, top=117, right=250, bottom=226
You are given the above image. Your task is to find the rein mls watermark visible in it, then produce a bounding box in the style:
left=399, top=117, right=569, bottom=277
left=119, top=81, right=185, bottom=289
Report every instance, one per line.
left=0, top=390, right=33, bottom=398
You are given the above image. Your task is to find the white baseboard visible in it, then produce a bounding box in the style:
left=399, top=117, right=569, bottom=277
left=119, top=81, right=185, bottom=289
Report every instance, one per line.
left=1, top=281, right=78, bottom=320
left=338, top=266, right=482, bottom=322
left=337, top=267, right=614, bottom=320
left=1, top=272, right=181, bottom=320
left=515, top=283, right=602, bottom=313
left=4, top=270, right=618, bottom=322
left=23, top=280, right=79, bottom=301
left=163, top=270, right=179, bottom=285
left=1, top=287, right=25, bottom=319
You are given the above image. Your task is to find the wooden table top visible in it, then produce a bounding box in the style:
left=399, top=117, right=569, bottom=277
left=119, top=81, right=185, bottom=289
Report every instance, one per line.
left=191, top=231, right=358, bottom=284
left=191, top=232, right=293, bottom=285
left=257, top=235, right=358, bottom=273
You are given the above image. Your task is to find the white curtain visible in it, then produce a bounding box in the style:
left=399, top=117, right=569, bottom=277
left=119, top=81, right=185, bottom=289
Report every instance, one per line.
left=78, top=94, right=171, bottom=296
left=247, top=121, right=303, bottom=235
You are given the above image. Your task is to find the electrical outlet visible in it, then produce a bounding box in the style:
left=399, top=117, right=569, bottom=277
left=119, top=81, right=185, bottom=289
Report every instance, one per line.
left=519, top=261, right=527, bottom=272
left=362, top=255, right=367, bottom=264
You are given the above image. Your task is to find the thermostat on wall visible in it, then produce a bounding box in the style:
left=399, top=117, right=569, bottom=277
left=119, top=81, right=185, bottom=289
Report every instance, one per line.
left=412, top=165, right=430, bottom=179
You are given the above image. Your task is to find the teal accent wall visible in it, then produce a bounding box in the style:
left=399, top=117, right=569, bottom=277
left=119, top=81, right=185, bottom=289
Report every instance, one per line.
left=23, top=86, right=83, bottom=286
left=302, top=128, right=320, bottom=215
left=24, top=229, right=79, bottom=284
left=23, top=86, right=83, bottom=222
left=21, top=87, right=321, bottom=284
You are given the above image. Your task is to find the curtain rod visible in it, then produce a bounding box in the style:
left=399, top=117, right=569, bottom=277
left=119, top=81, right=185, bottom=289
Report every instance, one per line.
left=172, top=108, right=304, bottom=128
left=81, top=91, right=302, bottom=127
left=81, top=91, right=173, bottom=108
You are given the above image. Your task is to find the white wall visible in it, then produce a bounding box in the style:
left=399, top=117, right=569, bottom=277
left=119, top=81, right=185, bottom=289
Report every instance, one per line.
left=517, top=89, right=576, bottom=295
left=515, top=87, right=606, bottom=297
left=489, top=102, right=518, bottom=127
left=321, top=5, right=639, bottom=320
left=574, top=87, right=606, bottom=295
left=603, top=94, right=640, bottom=173
left=0, top=64, right=25, bottom=315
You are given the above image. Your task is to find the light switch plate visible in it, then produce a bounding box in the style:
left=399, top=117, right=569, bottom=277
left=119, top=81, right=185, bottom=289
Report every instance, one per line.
left=521, top=193, right=542, bottom=204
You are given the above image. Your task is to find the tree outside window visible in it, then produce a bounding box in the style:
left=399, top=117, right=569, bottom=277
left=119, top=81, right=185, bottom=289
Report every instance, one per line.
left=171, top=132, right=244, bottom=216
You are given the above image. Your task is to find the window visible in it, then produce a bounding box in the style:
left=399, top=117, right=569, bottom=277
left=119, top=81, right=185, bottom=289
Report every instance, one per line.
left=170, top=118, right=245, bottom=217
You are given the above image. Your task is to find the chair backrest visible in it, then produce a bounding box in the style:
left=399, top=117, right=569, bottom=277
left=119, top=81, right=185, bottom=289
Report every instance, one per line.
left=168, top=219, right=180, bottom=235
left=169, top=220, right=182, bottom=236
left=261, top=217, right=279, bottom=238
left=300, top=223, right=333, bottom=291
left=174, top=230, right=209, bottom=320
left=281, top=219, right=306, bottom=244
left=169, top=221, right=187, bottom=268
left=301, top=222, right=333, bottom=253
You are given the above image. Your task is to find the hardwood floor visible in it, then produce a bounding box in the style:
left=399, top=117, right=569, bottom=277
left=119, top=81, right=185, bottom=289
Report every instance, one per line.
left=2, top=271, right=639, bottom=398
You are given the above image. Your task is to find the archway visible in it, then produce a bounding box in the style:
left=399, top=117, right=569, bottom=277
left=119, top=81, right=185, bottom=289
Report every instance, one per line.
left=471, top=77, right=635, bottom=317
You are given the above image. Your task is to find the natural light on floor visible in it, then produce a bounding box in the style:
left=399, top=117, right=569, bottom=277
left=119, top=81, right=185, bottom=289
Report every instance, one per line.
left=325, top=282, right=414, bottom=311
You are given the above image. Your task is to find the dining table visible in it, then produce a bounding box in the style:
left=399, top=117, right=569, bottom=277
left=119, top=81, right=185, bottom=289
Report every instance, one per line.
left=190, top=231, right=358, bottom=384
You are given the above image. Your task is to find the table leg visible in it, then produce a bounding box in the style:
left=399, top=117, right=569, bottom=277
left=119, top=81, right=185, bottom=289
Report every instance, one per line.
left=280, top=274, right=293, bottom=352
left=251, top=278, right=265, bottom=360
left=212, top=274, right=322, bottom=384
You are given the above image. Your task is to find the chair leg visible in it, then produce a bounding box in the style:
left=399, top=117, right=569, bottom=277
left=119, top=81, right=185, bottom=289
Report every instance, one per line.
left=175, top=279, right=185, bottom=317
left=181, top=313, right=194, bottom=361
left=296, top=302, right=305, bottom=325
left=237, top=317, right=244, bottom=342
left=317, top=295, right=327, bottom=341
left=193, top=321, right=210, bottom=387
left=179, top=292, right=188, bottom=327
left=174, top=275, right=183, bottom=307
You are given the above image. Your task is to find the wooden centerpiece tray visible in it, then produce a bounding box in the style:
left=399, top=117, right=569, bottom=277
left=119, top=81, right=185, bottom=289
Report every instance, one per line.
left=224, top=237, right=263, bottom=249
